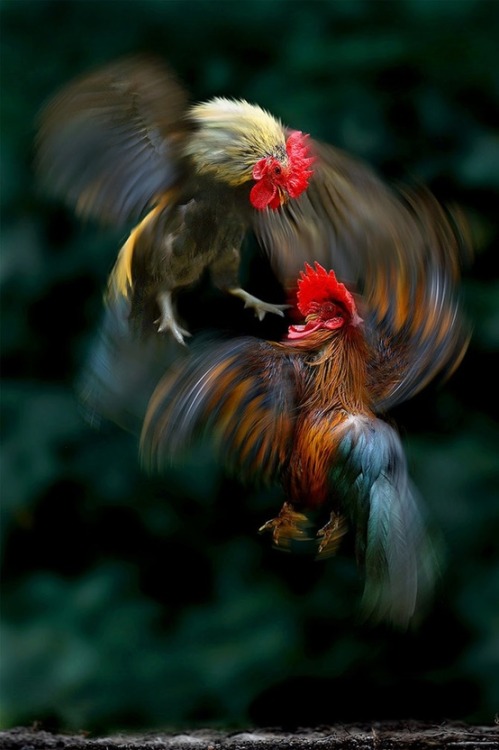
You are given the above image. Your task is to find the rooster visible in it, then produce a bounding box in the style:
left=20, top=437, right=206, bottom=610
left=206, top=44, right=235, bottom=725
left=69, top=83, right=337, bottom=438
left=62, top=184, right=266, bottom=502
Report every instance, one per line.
left=138, top=191, right=470, bottom=625
left=38, top=56, right=470, bottom=622
left=36, top=55, right=461, bottom=346
left=36, top=56, right=313, bottom=342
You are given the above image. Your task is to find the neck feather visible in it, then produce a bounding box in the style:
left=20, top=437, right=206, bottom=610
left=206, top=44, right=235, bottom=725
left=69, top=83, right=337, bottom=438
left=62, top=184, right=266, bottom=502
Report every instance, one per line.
left=283, top=328, right=371, bottom=412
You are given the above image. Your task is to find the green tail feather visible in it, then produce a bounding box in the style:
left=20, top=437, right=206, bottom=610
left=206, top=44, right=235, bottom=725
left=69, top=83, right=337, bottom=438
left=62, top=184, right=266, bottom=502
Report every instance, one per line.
left=332, top=415, right=437, bottom=626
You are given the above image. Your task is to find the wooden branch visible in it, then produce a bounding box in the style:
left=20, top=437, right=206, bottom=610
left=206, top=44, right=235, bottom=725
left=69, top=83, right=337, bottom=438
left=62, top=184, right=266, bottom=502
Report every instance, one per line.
left=1, top=723, right=498, bottom=749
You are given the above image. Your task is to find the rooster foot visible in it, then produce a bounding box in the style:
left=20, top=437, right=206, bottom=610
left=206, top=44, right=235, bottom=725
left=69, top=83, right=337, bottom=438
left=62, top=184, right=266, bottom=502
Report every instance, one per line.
left=156, top=291, right=192, bottom=345
left=259, top=502, right=313, bottom=549
left=229, top=287, right=290, bottom=322
left=316, top=512, right=348, bottom=559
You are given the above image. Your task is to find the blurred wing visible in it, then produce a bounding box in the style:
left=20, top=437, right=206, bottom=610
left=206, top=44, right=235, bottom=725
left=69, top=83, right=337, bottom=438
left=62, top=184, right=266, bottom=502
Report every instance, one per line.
left=254, top=140, right=470, bottom=409
left=78, top=291, right=185, bottom=433
left=253, top=137, right=407, bottom=284
left=140, top=337, right=298, bottom=483
left=330, top=415, right=437, bottom=625
left=36, top=55, right=189, bottom=224
left=364, top=190, right=471, bottom=410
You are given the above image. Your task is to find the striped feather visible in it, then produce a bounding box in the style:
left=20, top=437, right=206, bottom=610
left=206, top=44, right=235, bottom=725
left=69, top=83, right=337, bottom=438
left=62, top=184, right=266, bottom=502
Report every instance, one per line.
left=140, top=337, right=297, bottom=483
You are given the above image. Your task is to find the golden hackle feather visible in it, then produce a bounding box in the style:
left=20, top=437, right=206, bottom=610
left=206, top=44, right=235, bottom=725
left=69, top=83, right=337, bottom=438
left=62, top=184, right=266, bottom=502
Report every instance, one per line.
left=279, top=325, right=372, bottom=411
left=186, top=98, right=287, bottom=186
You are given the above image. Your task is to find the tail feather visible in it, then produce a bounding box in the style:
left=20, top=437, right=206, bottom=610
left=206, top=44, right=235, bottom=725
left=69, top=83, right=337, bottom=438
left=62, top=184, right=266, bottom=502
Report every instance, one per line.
left=332, top=415, right=436, bottom=625
left=361, top=472, right=436, bottom=625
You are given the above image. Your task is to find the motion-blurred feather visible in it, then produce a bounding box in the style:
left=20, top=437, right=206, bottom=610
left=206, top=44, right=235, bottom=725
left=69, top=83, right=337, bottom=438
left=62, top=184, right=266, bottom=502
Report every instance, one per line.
left=141, top=252, right=468, bottom=624
left=38, top=57, right=470, bottom=623
left=37, top=56, right=468, bottom=350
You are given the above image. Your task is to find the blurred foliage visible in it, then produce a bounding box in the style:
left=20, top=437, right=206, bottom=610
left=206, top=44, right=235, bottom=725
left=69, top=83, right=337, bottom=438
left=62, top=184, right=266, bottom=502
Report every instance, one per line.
left=1, top=0, right=499, bottom=735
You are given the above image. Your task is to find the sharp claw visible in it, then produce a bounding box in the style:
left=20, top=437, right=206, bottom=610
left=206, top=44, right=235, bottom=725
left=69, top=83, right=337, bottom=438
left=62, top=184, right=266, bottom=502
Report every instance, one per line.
left=156, top=291, right=191, bottom=345
left=259, top=502, right=313, bottom=548
left=258, top=519, right=277, bottom=535
left=245, top=301, right=289, bottom=321
left=316, top=513, right=348, bottom=559
left=229, top=288, right=290, bottom=321
left=155, top=317, right=191, bottom=345
left=162, top=323, right=191, bottom=341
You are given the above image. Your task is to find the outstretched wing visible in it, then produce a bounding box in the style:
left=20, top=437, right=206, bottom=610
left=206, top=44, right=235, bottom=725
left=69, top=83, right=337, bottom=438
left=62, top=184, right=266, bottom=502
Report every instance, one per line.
left=36, top=55, right=189, bottom=224
left=330, top=415, right=437, bottom=626
left=364, top=189, right=471, bottom=410
left=140, top=337, right=299, bottom=484
left=254, top=141, right=470, bottom=409
left=253, top=138, right=411, bottom=284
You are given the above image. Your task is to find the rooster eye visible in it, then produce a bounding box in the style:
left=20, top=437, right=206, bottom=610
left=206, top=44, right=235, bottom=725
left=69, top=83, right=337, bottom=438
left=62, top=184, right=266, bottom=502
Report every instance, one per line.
left=274, top=166, right=282, bottom=175
left=321, top=301, right=343, bottom=318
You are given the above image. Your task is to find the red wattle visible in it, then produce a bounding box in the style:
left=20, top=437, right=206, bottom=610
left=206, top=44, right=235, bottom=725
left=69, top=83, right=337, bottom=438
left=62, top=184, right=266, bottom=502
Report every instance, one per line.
left=250, top=179, right=277, bottom=210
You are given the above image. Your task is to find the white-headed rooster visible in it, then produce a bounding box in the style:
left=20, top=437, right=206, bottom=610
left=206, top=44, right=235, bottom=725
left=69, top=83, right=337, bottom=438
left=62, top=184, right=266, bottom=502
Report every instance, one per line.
left=36, top=56, right=315, bottom=342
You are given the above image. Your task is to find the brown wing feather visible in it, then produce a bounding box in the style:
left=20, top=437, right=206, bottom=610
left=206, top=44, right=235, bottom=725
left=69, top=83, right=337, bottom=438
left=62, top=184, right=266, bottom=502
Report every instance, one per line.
left=140, top=337, right=298, bottom=483
left=36, top=55, right=189, bottom=224
left=366, top=192, right=471, bottom=409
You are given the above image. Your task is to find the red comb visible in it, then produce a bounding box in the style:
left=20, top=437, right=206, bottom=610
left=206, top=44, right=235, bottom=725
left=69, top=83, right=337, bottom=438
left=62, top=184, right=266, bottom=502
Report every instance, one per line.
left=296, top=262, right=356, bottom=317
left=285, top=131, right=315, bottom=198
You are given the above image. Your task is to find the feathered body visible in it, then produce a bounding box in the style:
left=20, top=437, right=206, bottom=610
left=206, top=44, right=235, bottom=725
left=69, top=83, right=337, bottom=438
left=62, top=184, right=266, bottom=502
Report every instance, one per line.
left=106, top=97, right=313, bottom=341
left=37, top=56, right=471, bottom=624
left=140, top=253, right=467, bottom=624
left=36, top=56, right=466, bottom=346
left=37, top=59, right=314, bottom=341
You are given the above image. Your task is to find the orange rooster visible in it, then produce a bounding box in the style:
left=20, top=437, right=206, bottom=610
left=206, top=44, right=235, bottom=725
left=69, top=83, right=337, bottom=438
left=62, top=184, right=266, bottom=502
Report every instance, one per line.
left=138, top=192, right=469, bottom=625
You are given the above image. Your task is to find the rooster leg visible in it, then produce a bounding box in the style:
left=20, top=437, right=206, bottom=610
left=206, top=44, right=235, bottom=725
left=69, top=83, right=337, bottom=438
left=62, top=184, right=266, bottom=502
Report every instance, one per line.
left=316, top=512, right=348, bottom=559
left=155, top=291, right=192, bottom=345
left=259, top=501, right=313, bottom=549
left=228, top=288, right=289, bottom=322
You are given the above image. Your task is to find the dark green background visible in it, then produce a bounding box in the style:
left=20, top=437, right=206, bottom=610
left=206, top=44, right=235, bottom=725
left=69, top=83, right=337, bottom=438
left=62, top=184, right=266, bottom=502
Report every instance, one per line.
left=1, top=0, right=498, bottom=734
